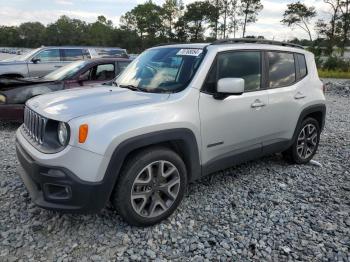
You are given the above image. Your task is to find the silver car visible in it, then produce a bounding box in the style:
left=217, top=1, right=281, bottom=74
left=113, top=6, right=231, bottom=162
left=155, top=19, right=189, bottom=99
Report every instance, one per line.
left=16, top=40, right=326, bottom=226
left=0, top=46, right=128, bottom=78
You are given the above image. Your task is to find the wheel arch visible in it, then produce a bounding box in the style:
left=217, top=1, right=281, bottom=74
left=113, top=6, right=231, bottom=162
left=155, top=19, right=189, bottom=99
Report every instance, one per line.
left=0, top=73, right=25, bottom=79
left=101, top=128, right=201, bottom=202
left=292, top=103, right=326, bottom=143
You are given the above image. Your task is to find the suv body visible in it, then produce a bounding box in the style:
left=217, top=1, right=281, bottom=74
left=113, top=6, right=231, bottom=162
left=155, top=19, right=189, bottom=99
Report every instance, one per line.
left=0, top=46, right=128, bottom=78
left=16, top=40, right=326, bottom=226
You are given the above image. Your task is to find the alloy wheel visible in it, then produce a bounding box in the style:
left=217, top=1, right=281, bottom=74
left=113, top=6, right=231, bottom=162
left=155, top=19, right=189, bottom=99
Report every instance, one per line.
left=296, top=123, right=318, bottom=159
left=130, top=160, right=181, bottom=218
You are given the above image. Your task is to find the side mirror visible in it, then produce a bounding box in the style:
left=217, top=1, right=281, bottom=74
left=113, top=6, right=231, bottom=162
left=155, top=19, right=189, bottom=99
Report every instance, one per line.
left=214, top=78, right=244, bottom=99
left=31, top=57, right=41, bottom=64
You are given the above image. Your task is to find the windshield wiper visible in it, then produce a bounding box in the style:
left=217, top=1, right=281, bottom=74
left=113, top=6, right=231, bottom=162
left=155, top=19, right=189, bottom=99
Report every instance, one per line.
left=119, top=84, right=146, bottom=92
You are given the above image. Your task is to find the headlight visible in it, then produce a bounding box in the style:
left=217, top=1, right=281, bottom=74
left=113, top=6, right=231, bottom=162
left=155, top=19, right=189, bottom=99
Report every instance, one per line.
left=57, top=122, right=69, bottom=146
left=0, top=94, right=6, bottom=104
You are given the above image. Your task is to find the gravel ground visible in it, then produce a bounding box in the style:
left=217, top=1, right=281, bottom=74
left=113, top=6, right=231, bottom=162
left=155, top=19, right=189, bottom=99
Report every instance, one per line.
left=0, top=80, right=349, bottom=261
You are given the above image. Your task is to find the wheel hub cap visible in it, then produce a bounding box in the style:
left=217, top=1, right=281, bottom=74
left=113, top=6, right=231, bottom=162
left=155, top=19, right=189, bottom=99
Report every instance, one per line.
left=296, top=123, right=318, bottom=159
left=131, top=160, right=181, bottom=218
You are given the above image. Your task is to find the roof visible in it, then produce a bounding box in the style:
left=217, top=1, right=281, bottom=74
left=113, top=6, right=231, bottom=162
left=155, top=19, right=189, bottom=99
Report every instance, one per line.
left=151, top=43, right=209, bottom=49
left=88, top=58, right=132, bottom=63
left=152, top=38, right=305, bottom=51
left=39, top=46, right=125, bottom=50
left=211, top=38, right=304, bottom=49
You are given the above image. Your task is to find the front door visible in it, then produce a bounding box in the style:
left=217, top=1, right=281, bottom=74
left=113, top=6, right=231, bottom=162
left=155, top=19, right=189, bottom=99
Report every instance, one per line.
left=199, top=50, right=270, bottom=169
left=27, top=49, right=64, bottom=77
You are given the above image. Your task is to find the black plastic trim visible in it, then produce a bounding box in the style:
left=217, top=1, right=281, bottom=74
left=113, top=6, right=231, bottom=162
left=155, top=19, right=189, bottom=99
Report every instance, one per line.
left=16, top=141, right=106, bottom=212
left=291, top=104, right=326, bottom=139
left=104, top=128, right=202, bottom=184
left=203, top=143, right=263, bottom=176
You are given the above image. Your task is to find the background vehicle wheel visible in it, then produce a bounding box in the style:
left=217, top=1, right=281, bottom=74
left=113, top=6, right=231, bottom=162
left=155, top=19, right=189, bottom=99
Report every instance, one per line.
left=283, top=117, right=320, bottom=164
left=112, top=147, right=187, bottom=226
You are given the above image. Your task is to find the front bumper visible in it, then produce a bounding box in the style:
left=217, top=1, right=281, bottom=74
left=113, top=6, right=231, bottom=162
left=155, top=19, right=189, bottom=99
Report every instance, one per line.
left=16, top=140, right=110, bottom=213
left=0, top=104, right=24, bottom=121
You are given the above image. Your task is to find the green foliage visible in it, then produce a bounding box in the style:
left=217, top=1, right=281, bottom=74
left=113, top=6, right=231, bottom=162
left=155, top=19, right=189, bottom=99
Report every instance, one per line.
left=281, top=1, right=316, bottom=41
left=323, top=56, right=350, bottom=71
left=0, top=0, right=266, bottom=52
left=183, top=1, right=215, bottom=41
left=240, top=0, right=263, bottom=37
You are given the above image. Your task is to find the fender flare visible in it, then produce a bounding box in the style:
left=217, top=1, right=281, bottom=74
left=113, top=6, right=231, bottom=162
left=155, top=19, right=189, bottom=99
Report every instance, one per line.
left=291, top=103, right=326, bottom=145
left=101, top=128, right=201, bottom=202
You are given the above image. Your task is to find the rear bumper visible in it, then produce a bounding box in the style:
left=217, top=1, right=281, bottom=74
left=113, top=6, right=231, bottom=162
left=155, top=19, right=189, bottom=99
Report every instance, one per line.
left=0, top=104, right=24, bottom=121
left=16, top=140, right=110, bottom=213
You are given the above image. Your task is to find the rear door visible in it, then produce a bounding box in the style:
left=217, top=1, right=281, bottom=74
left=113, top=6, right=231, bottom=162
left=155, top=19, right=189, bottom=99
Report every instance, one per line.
left=199, top=50, right=270, bottom=167
left=264, top=51, right=306, bottom=151
left=27, top=49, right=61, bottom=77
left=62, top=49, right=85, bottom=62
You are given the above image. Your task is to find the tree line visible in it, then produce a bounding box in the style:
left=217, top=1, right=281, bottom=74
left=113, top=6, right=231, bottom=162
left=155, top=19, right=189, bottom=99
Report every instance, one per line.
left=0, top=0, right=349, bottom=55
left=282, top=0, right=349, bottom=56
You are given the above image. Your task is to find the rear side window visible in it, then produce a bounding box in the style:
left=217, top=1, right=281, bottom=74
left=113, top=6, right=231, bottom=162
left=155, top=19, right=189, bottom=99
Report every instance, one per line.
left=95, top=48, right=127, bottom=58
left=296, top=53, right=307, bottom=79
left=63, top=49, right=84, bottom=61
left=203, top=51, right=262, bottom=93
left=268, top=52, right=296, bottom=88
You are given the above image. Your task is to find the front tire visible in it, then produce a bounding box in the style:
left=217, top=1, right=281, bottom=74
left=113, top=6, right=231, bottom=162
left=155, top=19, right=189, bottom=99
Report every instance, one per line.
left=283, top=117, right=320, bottom=164
left=112, top=147, right=187, bottom=226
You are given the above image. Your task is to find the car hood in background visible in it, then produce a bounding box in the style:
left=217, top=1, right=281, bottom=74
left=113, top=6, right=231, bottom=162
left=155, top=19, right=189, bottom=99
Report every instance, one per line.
left=0, top=60, right=27, bottom=65
left=2, top=82, right=64, bottom=104
left=26, top=86, right=170, bottom=122
left=0, top=77, right=54, bottom=90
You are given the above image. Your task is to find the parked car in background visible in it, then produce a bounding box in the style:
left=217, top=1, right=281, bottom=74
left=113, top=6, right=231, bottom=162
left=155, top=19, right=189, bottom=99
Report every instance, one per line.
left=0, top=46, right=129, bottom=79
left=0, top=58, right=131, bottom=121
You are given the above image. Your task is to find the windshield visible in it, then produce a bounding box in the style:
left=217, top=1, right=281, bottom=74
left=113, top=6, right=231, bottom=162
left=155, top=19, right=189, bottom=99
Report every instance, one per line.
left=115, top=47, right=205, bottom=93
left=43, top=61, right=88, bottom=81
left=2, top=48, right=41, bottom=62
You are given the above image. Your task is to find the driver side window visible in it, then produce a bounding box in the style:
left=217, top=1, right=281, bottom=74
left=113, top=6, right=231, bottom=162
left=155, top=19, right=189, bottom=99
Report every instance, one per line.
left=34, top=49, right=60, bottom=62
left=79, top=64, right=115, bottom=82
left=202, top=51, right=262, bottom=94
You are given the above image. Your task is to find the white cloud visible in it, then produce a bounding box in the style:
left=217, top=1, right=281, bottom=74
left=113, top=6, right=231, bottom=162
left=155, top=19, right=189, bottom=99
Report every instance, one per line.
left=0, top=7, right=120, bottom=26
left=55, top=0, right=74, bottom=5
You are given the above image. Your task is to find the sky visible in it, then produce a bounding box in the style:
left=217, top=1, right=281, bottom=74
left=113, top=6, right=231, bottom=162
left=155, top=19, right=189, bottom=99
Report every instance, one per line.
left=0, top=0, right=332, bottom=40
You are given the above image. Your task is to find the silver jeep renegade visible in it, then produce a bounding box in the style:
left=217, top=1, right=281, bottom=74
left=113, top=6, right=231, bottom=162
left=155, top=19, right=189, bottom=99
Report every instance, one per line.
left=16, top=39, right=326, bottom=226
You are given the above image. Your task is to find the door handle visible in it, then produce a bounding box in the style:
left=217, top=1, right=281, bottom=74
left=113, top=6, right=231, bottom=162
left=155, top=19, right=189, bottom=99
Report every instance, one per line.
left=54, top=65, right=62, bottom=68
left=251, top=100, right=266, bottom=108
left=294, top=92, right=306, bottom=100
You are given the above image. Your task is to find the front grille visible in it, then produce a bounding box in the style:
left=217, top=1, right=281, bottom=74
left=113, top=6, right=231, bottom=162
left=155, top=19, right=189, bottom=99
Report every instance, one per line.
left=23, top=107, right=47, bottom=144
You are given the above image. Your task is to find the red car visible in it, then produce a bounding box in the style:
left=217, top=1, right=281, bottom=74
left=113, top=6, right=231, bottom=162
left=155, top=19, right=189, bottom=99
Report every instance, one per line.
left=0, top=58, right=131, bottom=121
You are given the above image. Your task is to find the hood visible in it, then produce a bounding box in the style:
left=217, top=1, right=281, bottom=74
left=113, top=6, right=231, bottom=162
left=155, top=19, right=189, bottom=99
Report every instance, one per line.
left=0, top=60, right=27, bottom=65
left=26, top=85, right=170, bottom=122
left=1, top=82, right=63, bottom=104
left=0, top=77, right=54, bottom=90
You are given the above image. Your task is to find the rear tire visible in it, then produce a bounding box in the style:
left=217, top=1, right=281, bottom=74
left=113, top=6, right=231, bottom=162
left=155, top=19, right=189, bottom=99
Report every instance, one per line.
left=112, top=147, right=187, bottom=227
left=283, top=117, right=320, bottom=164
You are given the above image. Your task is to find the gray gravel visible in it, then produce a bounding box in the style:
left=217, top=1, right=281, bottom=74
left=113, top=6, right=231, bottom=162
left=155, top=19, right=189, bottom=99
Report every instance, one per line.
left=1, top=79, right=350, bottom=261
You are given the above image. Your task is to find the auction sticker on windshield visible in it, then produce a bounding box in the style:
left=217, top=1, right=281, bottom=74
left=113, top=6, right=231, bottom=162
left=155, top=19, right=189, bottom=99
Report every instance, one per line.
left=176, top=49, right=203, bottom=56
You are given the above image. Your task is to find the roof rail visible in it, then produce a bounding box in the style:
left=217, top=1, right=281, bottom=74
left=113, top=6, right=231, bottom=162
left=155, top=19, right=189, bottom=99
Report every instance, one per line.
left=211, top=38, right=304, bottom=49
